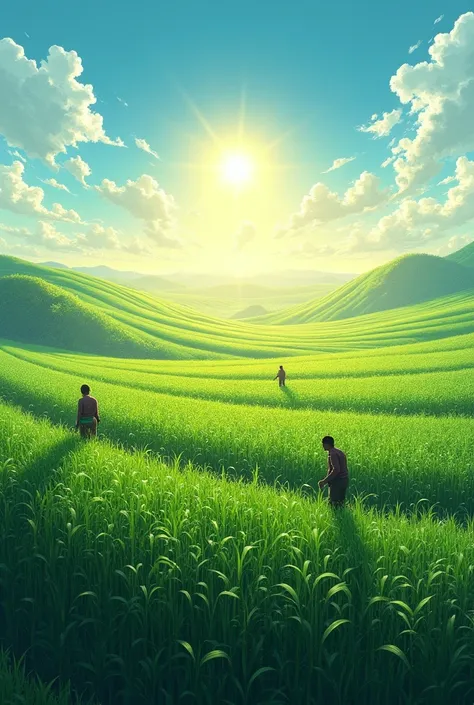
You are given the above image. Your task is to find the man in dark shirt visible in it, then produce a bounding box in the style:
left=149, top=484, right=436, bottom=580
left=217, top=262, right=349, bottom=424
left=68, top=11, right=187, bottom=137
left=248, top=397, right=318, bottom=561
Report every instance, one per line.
left=76, top=384, right=100, bottom=439
left=274, top=365, right=286, bottom=387
left=318, top=435, right=349, bottom=507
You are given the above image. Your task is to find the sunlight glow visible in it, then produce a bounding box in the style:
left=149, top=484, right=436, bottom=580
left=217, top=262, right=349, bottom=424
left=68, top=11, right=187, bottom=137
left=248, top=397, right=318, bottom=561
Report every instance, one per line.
left=221, top=153, right=254, bottom=186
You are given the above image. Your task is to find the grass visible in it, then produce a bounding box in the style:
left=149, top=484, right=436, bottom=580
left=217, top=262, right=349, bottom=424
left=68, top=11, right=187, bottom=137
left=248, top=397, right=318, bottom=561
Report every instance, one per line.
left=0, top=650, right=95, bottom=705
left=2, top=402, right=474, bottom=704
left=5, top=338, right=474, bottom=416
left=256, top=254, right=474, bottom=324
left=0, top=343, right=473, bottom=516
left=1, top=257, right=474, bottom=703
left=2, top=256, right=474, bottom=359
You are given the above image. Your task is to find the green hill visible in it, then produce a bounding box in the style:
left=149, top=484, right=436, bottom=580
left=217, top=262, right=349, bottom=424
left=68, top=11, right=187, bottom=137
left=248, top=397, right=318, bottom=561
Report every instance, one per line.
left=0, top=275, right=179, bottom=358
left=447, top=239, right=474, bottom=268
left=2, top=255, right=474, bottom=358
left=255, top=253, right=474, bottom=324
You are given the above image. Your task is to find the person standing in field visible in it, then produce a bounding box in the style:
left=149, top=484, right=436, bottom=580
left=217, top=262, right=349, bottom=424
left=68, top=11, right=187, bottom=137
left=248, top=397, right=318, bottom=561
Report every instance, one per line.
left=318, top=436, right=349, bottom=508
left=274, top=365, right=286, bottom=387
left=76, top=384, right=100, bottom=439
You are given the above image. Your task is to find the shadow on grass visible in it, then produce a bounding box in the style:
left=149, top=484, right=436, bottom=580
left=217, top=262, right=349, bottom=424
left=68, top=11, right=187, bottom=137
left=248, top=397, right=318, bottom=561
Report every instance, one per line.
left=280, top=384, right=298, bottom=408
left=14, top=434, right=84, bottom=494
left=326, top=500, right=381, bottom=703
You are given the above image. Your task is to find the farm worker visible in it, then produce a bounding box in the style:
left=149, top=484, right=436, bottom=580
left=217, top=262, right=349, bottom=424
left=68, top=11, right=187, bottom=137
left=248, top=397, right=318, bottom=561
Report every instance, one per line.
left=76, top=384, right=100, bottom=439
left=274, top=365, right=286, bottom=387
left=318, top=436, right=349, bottom=508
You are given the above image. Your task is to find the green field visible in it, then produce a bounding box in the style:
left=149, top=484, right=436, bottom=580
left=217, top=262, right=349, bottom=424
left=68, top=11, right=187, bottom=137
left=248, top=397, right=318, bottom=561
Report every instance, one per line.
left=1, top=250, right=474, bottom=704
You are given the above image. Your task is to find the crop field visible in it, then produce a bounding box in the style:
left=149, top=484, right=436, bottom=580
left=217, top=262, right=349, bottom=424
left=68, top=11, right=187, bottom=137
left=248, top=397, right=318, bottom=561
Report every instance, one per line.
left=1, top=258, right=474, bottom=704
left=1, top=402, right=474, bottom=705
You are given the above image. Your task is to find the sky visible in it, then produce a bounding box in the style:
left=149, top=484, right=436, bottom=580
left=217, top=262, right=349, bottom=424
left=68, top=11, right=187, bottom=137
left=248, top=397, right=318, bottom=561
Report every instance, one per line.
left=0, top=1, right=474, bottom=277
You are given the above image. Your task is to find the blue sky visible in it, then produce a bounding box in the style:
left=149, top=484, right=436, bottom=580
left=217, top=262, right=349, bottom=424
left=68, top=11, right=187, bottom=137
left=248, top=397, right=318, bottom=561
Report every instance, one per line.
left=0, top=1, right=473, bottom=275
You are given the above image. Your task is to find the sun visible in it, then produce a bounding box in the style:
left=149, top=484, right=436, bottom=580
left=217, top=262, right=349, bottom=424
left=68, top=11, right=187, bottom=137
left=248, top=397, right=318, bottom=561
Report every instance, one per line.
left=221, top=153, right=254, bottom=187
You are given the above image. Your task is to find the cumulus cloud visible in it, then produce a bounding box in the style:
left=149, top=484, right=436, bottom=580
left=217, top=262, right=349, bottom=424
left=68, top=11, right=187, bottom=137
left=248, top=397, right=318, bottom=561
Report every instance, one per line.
left=359, top=109, right=402, bottom=138
left=368, top=156, right=474, bottom=247
left=2, top=216, right=151, bottom=256
left=135, top=138, right=160, bottom=160
left=0, top=222, right=31, bottom=237
left=96, top=173, right=179, bottom=247
left=389, top=13, right=474, bottom=193
left=76, top=223, right=121, bottom=250
left=408, top=40, right=422, bottom=54
left=234, top=221, right=256, bottom=250
left=35, top=221, right=76, bottom=250
left=0, top=38, right=123, bottom=166
left=64, top=155, right=91, bottom=187
left=0, top=161, right=81, bottom=222
left=279, top=171, right=389, bottom=236
left=42, top=177, right=71, bottom=193
left=323, top=156, right=356, bottom=173
left=435, top=233, right=473, bottom=255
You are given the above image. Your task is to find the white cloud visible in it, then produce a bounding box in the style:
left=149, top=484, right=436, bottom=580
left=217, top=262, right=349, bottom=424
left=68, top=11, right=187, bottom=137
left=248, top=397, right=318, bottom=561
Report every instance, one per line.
left=8, top=149, right=26, bottom=163
left=389, top=13, right=474, bottom=193
left=96, top=173, right=179, bottom=247
left=35, top=221, right=76, bottom=250
left=408, top=40, right=422, bottom=54
left=323, top=156, right=356, bottom=173
left=42, top=177, right=71, bottom=193
left=76, top=223, right=121, bottom=250
left=438, top=174, right=456, bottom=186
left=234, top=221, right=256, bottom=250
left=64, top=155, right=91, bottom=187
left=135, top=138, right=160, bottom=161
left=0, top=222, right=31, bottom=237
left=359, top=109, right=402, bottom=138
left=0, top=161, right=81, bottom=222
left=1, top=216, right=152, bottom=255
left=117, top=96, right=129, bottom=108
left=369, top=156, right=474, bottom=247
left=381, top=156, right=396, bottom=168
left=435, top=233, right=473, bottom=255
left=0, top=38, right=123, bottom=166
left=281, top=171, right=389, bottom=235
left=434, top=15, right=444, bottom=25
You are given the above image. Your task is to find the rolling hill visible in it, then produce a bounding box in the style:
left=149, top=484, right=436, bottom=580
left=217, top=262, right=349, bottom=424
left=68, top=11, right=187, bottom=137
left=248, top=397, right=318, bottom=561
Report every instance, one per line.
left=0, top=275, right=179, bottom=358
left=255, top=253, right=474, bottom=324
left=2, top=255, right=474, bottom=358
left=447, top=239, right=474, bottom=268
left=231, top=304, right=268, bottom=319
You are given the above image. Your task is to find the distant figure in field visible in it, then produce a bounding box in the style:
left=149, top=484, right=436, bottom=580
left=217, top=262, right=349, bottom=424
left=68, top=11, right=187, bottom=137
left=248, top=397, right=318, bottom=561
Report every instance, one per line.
left=318, top=436, right=349, bottom=508
left=76, top=384, right=100, bottom=439
left=274, top=365, right=286, bottom=387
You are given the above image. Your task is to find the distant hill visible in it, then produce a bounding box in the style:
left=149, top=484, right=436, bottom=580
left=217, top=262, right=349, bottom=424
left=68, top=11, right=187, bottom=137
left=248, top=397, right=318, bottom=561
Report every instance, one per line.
left=128, top=274, right=184, bottom=293
left=231, top=304, right=268, bottom=320
left=447, top=240, right=474, bottom=268
left=3, top=255, right=474, bottom=356
left=0, top=275, right=166, bottom=357
left=42, top=260, right=70, bottom=270
left=255, top=253, right=474, bottom=324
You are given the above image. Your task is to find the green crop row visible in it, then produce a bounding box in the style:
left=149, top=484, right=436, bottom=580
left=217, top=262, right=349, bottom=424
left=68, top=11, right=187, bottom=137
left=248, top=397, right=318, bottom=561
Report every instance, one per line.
left=7, top=344, right=474, bottom=417
left=1, top=402, right=474, bottom=704
left=0, top=348, right=473, bottom=516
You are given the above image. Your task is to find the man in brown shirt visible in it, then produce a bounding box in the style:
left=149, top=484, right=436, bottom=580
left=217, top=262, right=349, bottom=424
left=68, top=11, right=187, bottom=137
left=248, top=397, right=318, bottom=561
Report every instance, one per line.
left=274, top=365, right=286, bottom=387
left=318, top=436, right=349, bottom=507
left=76, top=384, right=100, bottom=439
